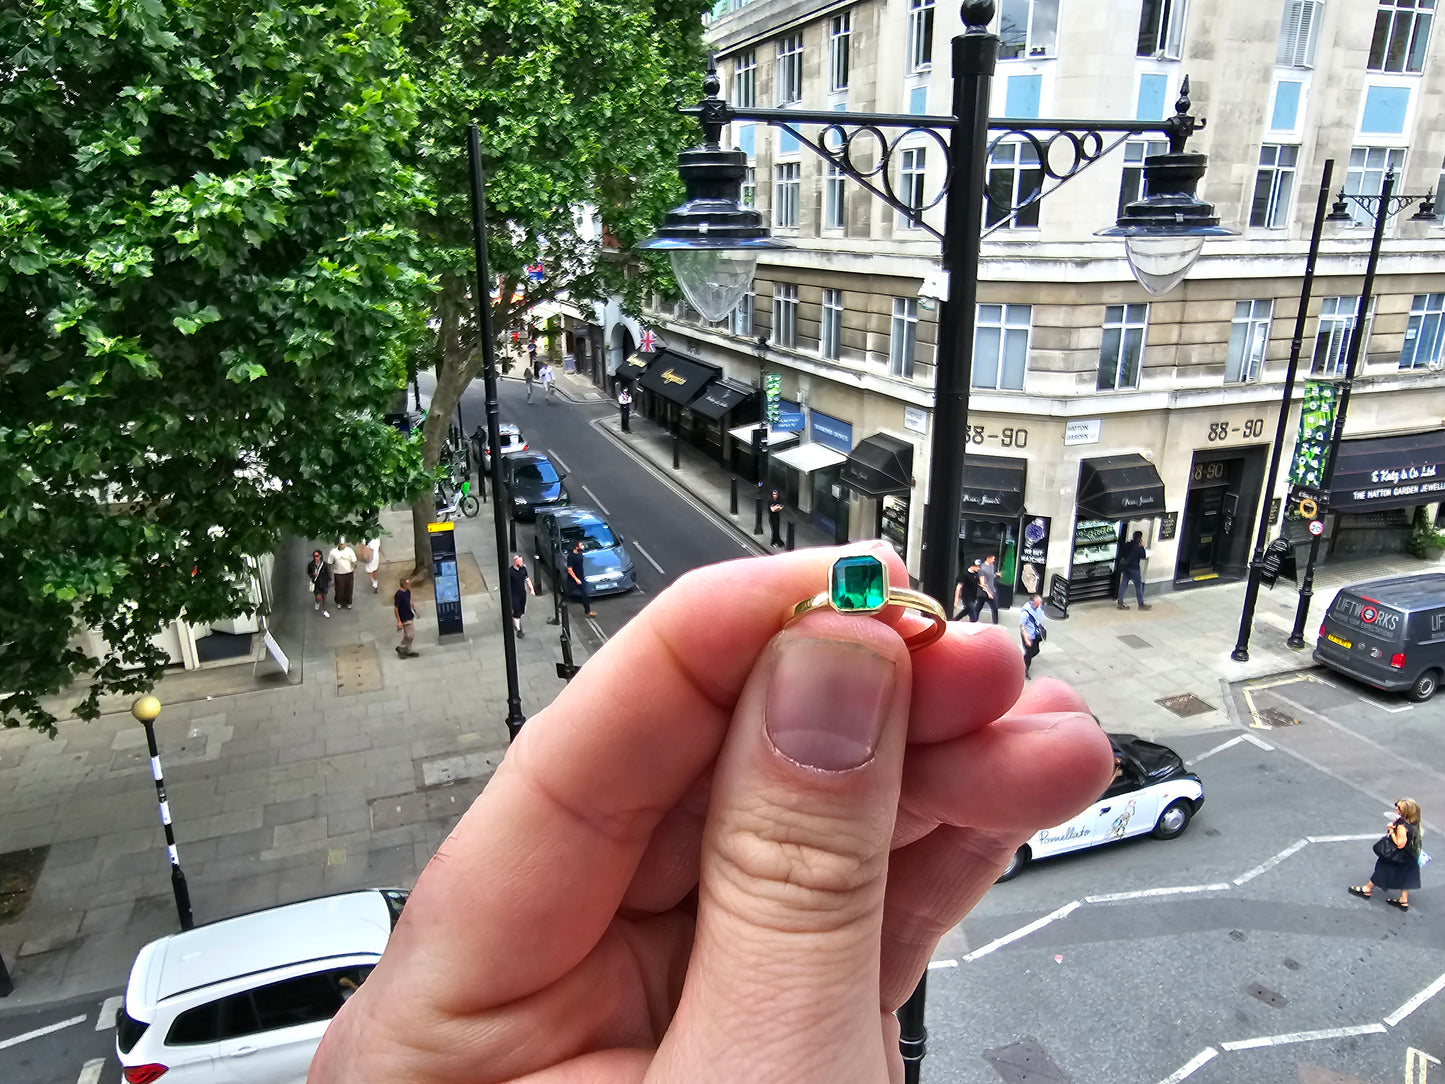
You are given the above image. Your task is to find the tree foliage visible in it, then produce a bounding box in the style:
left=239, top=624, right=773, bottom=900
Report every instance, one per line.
left=0, top=0, right=432, bottom=732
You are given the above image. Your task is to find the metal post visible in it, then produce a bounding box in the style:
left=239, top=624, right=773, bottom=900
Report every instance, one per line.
left=1231, top=160, right=1334, bottom=661
left=509, top=514, right=518, bottom=553
left=467, top=124, right=526, bottom=741
left=1288, top=170, right=1395, bottom=648
left=0, top=950, right=12, bottom=997
left=131, top=697, right=193, bottom=930
left=730, top=475, right=739, bottom=515
left=786, top=521, right=796, bottom=551
left=672, top=419, right=681, bottom=470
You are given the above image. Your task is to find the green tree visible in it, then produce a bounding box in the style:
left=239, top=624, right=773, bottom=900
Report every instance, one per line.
left=0, top=0, right=432, bottom=733
left=399, top=0, right=708, bottom=574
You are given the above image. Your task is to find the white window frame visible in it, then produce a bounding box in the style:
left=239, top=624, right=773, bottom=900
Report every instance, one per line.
left=1369, top=0, right=1435, bottom=73
left=731, top=294, right=753, bottom=337
left=734, top=51, right=756, bottom=108
left=985, top=141, right=1042, bottom=229
left=1312, top=295, right=1377, bottom=376
left=890, top=298, right=919, bottom=378
left=1276, top=0, right=1324, bottom=67
left=1097, top=303, right=1149, bottom=390
left=998, top=0, right=1059, bottom=59
left=972, top=304, right=1032, bottom=391
left=898, top=147, right=927, bottom=230
left=1225, top=300, right=1273, bottom=382
left=773, top=284, right=798, bottom=349
left=1344, top=146, right=1407, bottom=226
left=828, top=12, right=851, bottom=92
left=1137, top=0, right=1187, bottom=58
left=824, top=163, right=846, bottom=229
left=776, top=33, right=803, bottom=105
left=1400, top=292, right=1445, bottom=369
left=1250, top=144, right=1299, bottom=229
left=774, top=162, right=800, bottom=229
left=821, top=289, right=844, bottom=360
left=908, top=0, right=935, bottom=72
left=742, top=165, right=756, bottom=208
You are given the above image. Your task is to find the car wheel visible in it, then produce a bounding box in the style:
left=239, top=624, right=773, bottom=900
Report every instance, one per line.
left=996, top=845, right=1030, bottom=883
left=1408, top=669, right=1441, bottom=702
left=1152, top=800, right=1194, bottom=840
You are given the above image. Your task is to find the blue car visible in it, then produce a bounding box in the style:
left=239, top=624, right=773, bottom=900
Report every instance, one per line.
left=501, top=450, right=568, bottom=521
left=536, top=508, right=638, bottom=597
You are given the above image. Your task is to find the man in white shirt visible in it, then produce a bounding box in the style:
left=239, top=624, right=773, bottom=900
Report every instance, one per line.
left=328, top=538, right=358, bottom=609
left=364, top=536, right=382, bottom=593
left=1018, top=593, right=1047, bottom=678
left=617, top=387, right=632, bottom=432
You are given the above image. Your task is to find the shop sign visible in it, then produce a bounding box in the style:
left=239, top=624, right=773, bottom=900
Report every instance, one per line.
left=774, top=410, right=806, bottom=432
left=811, top=411, right=854, bottom=453
left=1287, top=380, right=1340, bottom=492
left=904, top=406, right=929, bottom=434
left=1064, top=419, right=1101, bottom=445
left=1157, top=511, right=1178, bottom=541
left=1047, top=573, right=1071, bottom=618
left=1016, top=515, right=1051, bottom=597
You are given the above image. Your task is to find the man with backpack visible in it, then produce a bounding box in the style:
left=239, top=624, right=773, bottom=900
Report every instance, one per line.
left=1019, top=593, right=1047, bottom=678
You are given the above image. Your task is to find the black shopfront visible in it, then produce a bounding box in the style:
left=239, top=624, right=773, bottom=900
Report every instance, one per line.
left=636, top=349, right=720, bottom=427
left=1069, top=454, right=1166, bottom=604
left=959, top=454, right=1028, bottom=610
left=842, top=434, right=916, bottom=559
left=1173, top=445, right=1267, bottom=585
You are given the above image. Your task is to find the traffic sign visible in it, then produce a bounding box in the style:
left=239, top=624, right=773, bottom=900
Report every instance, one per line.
left=1308, top=519, right=1325, bottom=537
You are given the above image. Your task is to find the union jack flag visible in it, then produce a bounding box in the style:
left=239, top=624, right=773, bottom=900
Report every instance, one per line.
left=639, top=329, right=659, bottom=353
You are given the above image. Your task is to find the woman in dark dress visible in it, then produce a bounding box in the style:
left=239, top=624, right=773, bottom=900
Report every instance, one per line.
left=307, top=549, right=332, bottom=619
left=1350, top=797, right=1423, bottom=910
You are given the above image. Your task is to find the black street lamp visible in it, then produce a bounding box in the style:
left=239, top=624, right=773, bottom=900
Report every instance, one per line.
left=640, top=2, right=1231, bottom=1078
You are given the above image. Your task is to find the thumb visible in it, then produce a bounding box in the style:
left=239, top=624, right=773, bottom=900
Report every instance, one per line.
left=653, top=613, right=912, bottom=1083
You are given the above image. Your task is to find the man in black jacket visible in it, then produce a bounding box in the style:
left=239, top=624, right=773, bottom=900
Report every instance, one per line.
left=1117, top=531, right=1151, bottom=611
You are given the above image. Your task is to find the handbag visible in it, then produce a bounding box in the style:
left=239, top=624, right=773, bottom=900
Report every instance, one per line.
left=357, top=543, right=373, bottom=562
left=1374, top=834, right=1402, bottom=861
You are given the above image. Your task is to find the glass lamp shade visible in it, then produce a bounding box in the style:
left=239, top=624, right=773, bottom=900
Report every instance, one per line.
left=670, top=248, right=759, bottom=323
left=1121, top=233, right=1206, bottom=296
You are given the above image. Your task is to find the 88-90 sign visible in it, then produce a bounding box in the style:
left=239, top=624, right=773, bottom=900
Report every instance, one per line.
left=966, top=426, right=1029, bottom=448
left=1207, top=418, right=1265, bottom=441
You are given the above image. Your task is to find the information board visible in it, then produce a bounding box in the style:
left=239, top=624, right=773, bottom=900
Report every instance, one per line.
left=427, top=522, right=464, bottom=638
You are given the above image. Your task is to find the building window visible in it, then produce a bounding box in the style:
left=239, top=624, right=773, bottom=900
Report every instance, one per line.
left=972, top=304, right=1031, bottom=391
left=1369, top=0, right=1434, bottom=73
left=824, top=163, right=846, bottom=228
left=821, top=289, right=844, bottom=360
left=742, top=166, right=756, bottom=208
left=773, top=284, right=798, bottom=348
left=999, top=0, right=1059, bottom=59
left=776, top=33, right=803, bottom=104
left=774, top=162, right=800, bottom=228
left=731, top=294, right=753, bottom=337
left=1312, top=296, right=1362, bottom=376
left=1400, top=293, right=1445, bottom=369
left=734, top=51, right=756, bottom=108
left=1137, top=0, right=1187, bottom=58
left=1343, top=146, right=1407, bottom=225
left=829, top=12, right=851, bottom=92
left=1118, top=139, right=1169, bottom=218
left=891, top=298, right=919, bottom=378
left=908, top=0, right=935, bottom=72
left=1225, top=300, right=1273, bottom=382
left=1097, top=303, right=1148, bottom=390
left=898, top=147, right=926, bottom=229
left=985, top=141, right=1042, bottom=228
left=1250, top=145, right=1298, bottom=229
left=1276, top=0, right=1324, bottom=67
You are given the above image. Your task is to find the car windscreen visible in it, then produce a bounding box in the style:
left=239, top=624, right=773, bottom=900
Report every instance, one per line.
left=513, top=461, right=559, bottom=485
left=559, top=523, right=616, bottom=550
left=1327, top=592, right=1407, bottom=639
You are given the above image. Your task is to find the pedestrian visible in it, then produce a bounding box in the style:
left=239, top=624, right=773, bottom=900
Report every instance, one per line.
left=542, top=362, right=556, bottom=399
left=393, top=576, right=419, bottom=657
left=1351, top=798, right=1423, bottom=910
left=1117, top=530, right=1152, bottom=611
left=524, top=365, right=535, bottom=403
left=617, top=386, right=632, bottom=433
left=977, top=554, right=999, bottom=623
left=954, top=559, right=981, bottom=622
left=306, top=549, right=331, bottom=619
left=1019, top=592, right=1047, bottom=678
left=509, top=554, right=535, bottom=639
left=567, top=540, right=597, bottom=618
left=363, top=535, right=382, bottom=593
left=768, top=489, right=784, bottom=548
left=328, top=537, right=358, bottom=609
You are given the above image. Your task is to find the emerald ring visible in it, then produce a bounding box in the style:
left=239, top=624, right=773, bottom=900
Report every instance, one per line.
left=784, top=553, right=949, bottom=652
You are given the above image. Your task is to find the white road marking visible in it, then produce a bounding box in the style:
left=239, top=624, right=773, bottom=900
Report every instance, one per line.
left=1219, top=1023, right=1386, bottom=1051
left=1157, top=1047, right=1218, bottom=1084
left=77, top=1058, right=106, bottom=1084
left=1233, top=839, right=1309, bottom=885
left=545, top=448, right=572, bottom=475
left=579, top=485, right=610, bottom=515
left=1240, top=731, right=1273, bottom=750
left=1385, top=970, right=1445, bottom=1027
left=961, top=900, right=1080, bottom=962
left=1364, top=697, right=1414, bottom=714
left=631, top=541, right=666, bottom=576
left=0, top=1014, right=87, bottom=1050
left=96, top=995, right=122, bottom=1031
left=586, top=617, right=608, bottom=642
left=1307, top=832, right=1377, bottom=844
left=1187, top=735, right=1244, bottom=765
left=1084, top=882, right=1231, bottom=903
left=926, top=959, right=958, bottom=970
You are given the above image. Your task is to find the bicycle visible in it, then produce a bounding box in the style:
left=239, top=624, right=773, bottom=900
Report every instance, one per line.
left=435, top=475, right=479, bottom=519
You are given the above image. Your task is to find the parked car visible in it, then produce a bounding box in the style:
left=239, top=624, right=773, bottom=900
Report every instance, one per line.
left=1314, top=573, right=1445, bottom=701
left=501, top=450, right=568, bottom=520
left=472, top=423, right=527, bottom=472
left=997, top=733, right=1204, bottom=881
left=535, top=507, right=638, bottom=597
left=115, top=889, right=407, bottom=1084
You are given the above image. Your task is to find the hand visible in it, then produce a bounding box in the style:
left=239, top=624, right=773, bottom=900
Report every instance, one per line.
left=310, top=544, right=1110, bottom=1084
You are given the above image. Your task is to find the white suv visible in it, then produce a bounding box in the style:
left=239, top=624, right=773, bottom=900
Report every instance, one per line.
left=116, top=889, right=406, bottom=1083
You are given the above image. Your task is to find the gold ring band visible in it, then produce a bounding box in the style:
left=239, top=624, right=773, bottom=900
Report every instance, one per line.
left=783, top=555, right=949, bottom=652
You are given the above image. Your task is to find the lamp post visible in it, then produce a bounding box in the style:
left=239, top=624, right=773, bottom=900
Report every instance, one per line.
left=639, top=4, right=1230, bottom=1078
left=130, top=695, right=193, bottom=930
left=1284, top=170, right=1436, bottom=648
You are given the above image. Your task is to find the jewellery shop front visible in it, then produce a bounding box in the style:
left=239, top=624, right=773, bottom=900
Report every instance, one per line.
left=841, top=434, right=916, bottom=561
left=1068, top=454, right=1167, bottom=604
left=1301, top=428, right=1445, bottom=557
left=959, top=454, right=1029, bottom=610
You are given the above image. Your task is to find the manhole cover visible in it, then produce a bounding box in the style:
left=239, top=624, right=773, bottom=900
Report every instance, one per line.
left=984, top=1036, right=1072, bottom=1083
left=336, top=643, right=383, bottom=696
left=1246, top=981, right=1288, bottom=1008
left=1156, top=693, right=1215, bottom=717
left=1253, top=705, right=1300, bottom=728
left=0, top=846, right=50, bottom=923
left=1118, top=634, right=1152, bottom=650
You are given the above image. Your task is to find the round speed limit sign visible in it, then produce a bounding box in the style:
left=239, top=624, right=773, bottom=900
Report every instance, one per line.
left=1308, top=519, right=1325, bottom=537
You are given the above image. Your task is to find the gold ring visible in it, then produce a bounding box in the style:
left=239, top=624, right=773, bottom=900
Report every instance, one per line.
left=783, top=553, right=948, bottom=652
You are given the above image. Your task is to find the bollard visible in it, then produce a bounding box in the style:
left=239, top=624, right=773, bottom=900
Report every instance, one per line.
left=509, top=514, right=517, bottom=552
left=131, top=696, right=194, bottom=931
left=754, top=492, right=764, bottom=535
left=786, top=521, right=796, bottom=551
left=730, top=476, right=739, bottom=515
left=0, top=951, right=12, bottom=997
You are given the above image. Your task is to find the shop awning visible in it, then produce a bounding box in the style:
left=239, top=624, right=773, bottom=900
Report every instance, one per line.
left=639, top=350, right=720, bottom=405
left=773, top=442, right=848, bottom=474
left=1077, top=454, right=1166, bottom=519
left=620, top=350, right=655, bottom=379
left=960, top=454, right=1028, bottom=520
left=728, top=423, right=801, bottom=450
left=690, top=378, right=755, bottom=421
left=842, top=433, right=914, bottom=496
left=1328, top=429, right=1445, bottom=511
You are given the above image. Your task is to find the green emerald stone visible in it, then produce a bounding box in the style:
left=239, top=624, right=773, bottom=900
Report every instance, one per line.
left=830, top=554, right=887, bottom=613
